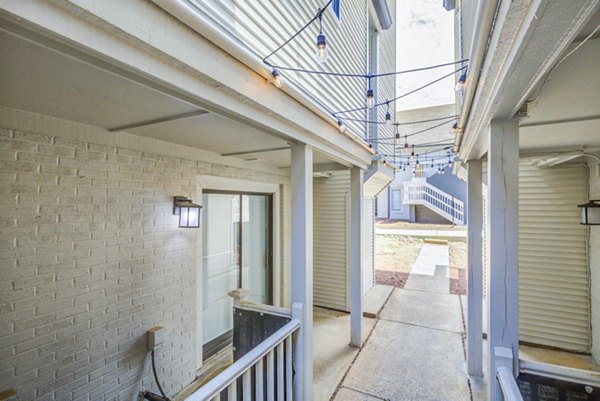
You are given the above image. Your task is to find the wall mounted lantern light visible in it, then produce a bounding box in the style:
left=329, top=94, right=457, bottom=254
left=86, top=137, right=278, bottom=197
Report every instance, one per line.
left=173, top=196, right=202, bottom=228
left=578, top=200, right=600, bottom=225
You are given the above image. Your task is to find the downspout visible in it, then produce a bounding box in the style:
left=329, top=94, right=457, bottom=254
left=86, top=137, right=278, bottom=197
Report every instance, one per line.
left=151, top=0, right=376, bottom=156
left=453, top=0, right=500, bottom=154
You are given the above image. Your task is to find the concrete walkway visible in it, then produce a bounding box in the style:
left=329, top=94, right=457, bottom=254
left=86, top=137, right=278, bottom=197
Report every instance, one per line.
left=333, top=243, right=475, bottom=401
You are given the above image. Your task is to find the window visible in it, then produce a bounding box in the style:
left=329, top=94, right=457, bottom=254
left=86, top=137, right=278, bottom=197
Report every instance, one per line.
left=391, top=189, right=402, bottom=211
left=201, top=191, right=273, bottom=360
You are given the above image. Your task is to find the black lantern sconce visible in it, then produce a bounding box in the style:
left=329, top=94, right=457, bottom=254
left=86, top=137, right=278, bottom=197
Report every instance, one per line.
left=173, top=196, right=202, bottom=228
left=578, top=200, right=600, bottom=225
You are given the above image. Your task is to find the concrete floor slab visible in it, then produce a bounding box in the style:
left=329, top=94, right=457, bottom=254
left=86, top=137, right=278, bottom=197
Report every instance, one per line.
left=313, top=307, right=376, bottom=401
left=404, top=265, right=449, bottom=293
left=380, top=288, right=464, bottom=333
left=363, top=284, right=394, bottom=318
left=409, top=244, right=449, bottom=276
left=333, top=387, right=385, bottom=400
left=342, top=319, right=470, bottom=401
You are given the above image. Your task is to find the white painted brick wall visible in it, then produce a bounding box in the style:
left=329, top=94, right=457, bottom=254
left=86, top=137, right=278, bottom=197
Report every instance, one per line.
left=0, top=125, right=290, bottom=400
left=589, top=168, right=600, bottom=365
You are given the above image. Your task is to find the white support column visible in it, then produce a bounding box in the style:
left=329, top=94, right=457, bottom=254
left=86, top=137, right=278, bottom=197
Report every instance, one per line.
left=487, top=119, right=519, bottom=401
left=350, top=167, right=364, bottom=347
left=467, top=159, right=483, bottom=377
left=290, top=143, right=313, bottom=401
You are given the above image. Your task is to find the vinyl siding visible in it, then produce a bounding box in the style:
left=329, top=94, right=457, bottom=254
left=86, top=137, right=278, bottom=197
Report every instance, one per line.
left=190, top=0, right=370, bottom=135
left=314, top=171, right=350, bottom=310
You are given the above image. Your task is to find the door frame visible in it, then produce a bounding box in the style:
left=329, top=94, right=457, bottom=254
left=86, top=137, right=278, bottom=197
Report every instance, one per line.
left=196, top=176, right=280, bottom=369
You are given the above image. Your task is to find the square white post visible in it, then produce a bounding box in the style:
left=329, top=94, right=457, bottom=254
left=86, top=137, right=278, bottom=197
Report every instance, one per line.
left=350, top=167, right=364, bottom=347
left=290, top=143, right=313, bottom=401
left=487, top=119, right=519, bottom=401
left=467, top=159, right=483, bottom=377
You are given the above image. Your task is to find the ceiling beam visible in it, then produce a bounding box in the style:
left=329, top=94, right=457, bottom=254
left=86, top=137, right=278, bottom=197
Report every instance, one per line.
left=107, top=110, right=208, bottom=132
left=222, top=146, right=290, bottom=157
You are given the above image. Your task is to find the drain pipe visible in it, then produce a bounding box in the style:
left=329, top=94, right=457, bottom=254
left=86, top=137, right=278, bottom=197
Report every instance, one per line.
left=453, top=0, right=500, bottom=155
left=151, top=0, right=376, bottom=156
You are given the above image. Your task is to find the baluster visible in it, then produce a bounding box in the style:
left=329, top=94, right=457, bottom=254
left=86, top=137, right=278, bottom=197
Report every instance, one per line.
left=267, top=349, right=275, bottom=401
left=243, top=369, right=252, bottom=400
left=228, top=381, right=237, bottom=401
left=285, top=337, right=293, bottom=401
left=277, top=342, right=284, bottom=400
left=256, top=357, right=264, bottom=401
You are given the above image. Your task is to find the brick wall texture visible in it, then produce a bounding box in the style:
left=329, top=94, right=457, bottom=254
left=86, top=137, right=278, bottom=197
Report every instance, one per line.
left=0, top=126, right=289, bottom=400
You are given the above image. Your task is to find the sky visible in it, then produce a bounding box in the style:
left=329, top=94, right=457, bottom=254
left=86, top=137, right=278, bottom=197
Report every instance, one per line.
left=395, top=0, right=455, bottom=111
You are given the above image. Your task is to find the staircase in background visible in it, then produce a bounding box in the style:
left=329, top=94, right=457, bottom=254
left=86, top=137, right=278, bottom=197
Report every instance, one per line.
left=402, top=181, right=465, bottom=225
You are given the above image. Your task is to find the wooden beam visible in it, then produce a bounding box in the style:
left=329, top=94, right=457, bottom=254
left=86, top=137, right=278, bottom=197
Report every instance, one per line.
left=290, top=143, right=313, bottom=401
left=467, top=159, right=483, bottom=377
left=349, top=167, right=364, bottom=347
left=487, top=118, right=519, bottom=401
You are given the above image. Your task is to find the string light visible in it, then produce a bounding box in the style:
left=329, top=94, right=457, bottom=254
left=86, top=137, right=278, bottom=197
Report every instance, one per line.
left=271, top=69, right=284, bottom=88
left=366, top=88, right=375, bottom=109
left=337, top=120, right=346, bottom=133
left=455, top=71, right=467, bottom=92
left=316, top=10, right=328, bottom=63
left=404, top=136, right=409, bottom=149
left=385, top=103, right=392, bottom=128
left=410, top=145, right=415, bottom=160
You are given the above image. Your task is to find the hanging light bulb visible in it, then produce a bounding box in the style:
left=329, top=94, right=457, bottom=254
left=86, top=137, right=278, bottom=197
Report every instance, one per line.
left=337, top=120, right=346, bottom=133
left=366, top=88, right=375, bottom=109
left=441, top=166, right=446, bottom=175
left=455, top=71, right=467, bottom=92
left=316, top=11, right=328, bottom=63
left=416, top=158, right=420, bottom=166
left=395, top=132, right=400, bottom=139
left=404, top=136, right=409, bottom=149
left=271, top=69, right=284, bottom=88
left=410, top=145, right=415, bottom=160
left=385, top=102, right=392, bottom=128
left=430, top=162, right=434, bottom=169
left=448, top=157, right=453, bottom=167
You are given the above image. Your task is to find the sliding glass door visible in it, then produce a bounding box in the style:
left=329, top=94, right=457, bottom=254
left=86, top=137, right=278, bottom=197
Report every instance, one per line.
left=202, top=191, right=272, bottom=360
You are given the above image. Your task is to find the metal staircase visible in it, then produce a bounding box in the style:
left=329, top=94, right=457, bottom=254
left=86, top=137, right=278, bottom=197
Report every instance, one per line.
left=402, top=181, right=465, bottom=225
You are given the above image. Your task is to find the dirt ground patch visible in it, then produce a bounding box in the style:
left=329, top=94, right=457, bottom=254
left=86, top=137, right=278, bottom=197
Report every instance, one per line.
left=375, top=235, right=423, bottom=273
left=375, top=232, right=468, bottom=293
left=376, top=219, right=467, bottom=231
left=449, top=241, right=467, bottom=295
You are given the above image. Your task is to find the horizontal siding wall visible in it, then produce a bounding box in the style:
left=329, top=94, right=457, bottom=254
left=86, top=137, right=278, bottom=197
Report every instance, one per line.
left=518, top=162, right=590, bottom=351
left=0, top=109, right=290, bottom=400
left=191, top=0, right=370, bottom=135
left=376, top=0, right=397, bottom=158
left=313, top=171, right=350, bottom=311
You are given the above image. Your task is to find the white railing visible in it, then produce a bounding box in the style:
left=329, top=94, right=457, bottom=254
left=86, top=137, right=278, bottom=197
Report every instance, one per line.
left=497, top=367, right=524, bottom=401
left=185, top=303, right=301, bottom=401
left=402, top=182, right=465, bottom=225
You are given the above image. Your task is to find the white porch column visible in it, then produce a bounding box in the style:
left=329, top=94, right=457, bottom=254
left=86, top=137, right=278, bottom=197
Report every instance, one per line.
left=350, top=167, right=364, bottom=347
left=487, top=119, right=519, bottom=401
left=291, top=143, right=313, bottom=401
left=467, top=159, right=483, bottom=377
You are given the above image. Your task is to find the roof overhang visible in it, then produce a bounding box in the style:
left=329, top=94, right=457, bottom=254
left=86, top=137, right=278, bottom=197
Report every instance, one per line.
left=364, top=160, right=395, bottom=198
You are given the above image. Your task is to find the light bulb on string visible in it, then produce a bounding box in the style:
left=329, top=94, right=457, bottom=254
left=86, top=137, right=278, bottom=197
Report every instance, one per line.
left=271, top=69, right=284, bottom=88
left=316, top=12, right=328, bottom=63
left=455, top=71, right=467, bottom=92
left=337, top=120, right=346, bottom=133
left=385, top=103, right=392, bottom=128
left=410, top=145, right=415, bottom=160
left=404, top=136, right=409, bottom=149
left=366, top=88, right=375, bottom=109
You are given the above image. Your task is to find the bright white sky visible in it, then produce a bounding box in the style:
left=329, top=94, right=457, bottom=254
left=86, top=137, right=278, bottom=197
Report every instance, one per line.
left=395, top=0, right=455, bottom=111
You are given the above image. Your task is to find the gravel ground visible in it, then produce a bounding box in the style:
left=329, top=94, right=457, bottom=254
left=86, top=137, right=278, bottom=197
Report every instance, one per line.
left=449, top=241, right=467, bottom=295
left=375, top=270, right=410, bottom=288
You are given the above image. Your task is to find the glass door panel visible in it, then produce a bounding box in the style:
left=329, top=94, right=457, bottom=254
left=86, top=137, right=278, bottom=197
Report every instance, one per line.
left=202, top=193, right=240, bottom=346
left=241, top=195, right=271, bottom=304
